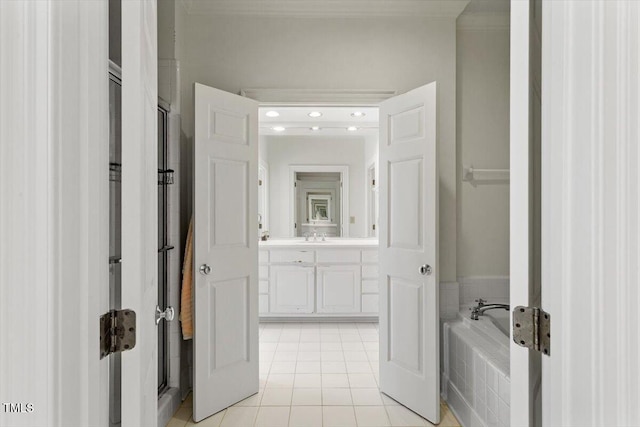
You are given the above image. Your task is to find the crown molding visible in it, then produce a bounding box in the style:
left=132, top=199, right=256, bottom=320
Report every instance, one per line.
left=240, top=88, right=397, bottom=105
left=184, top=0, right=470, bottom=18
left=457, top=12, right=510, bottom=31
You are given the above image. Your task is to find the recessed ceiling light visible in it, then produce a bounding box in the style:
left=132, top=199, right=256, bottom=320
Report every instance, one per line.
left=272, top=126, right=286, bottom=132
left=351, top=111, right=366, bottom=118
left=265, top=111, right=280, bottom=118
left=347, top=126, right=358, bottom=132
left=310, top=126, right=320, bottom=131
left=308, top=111, right=323, bottom=118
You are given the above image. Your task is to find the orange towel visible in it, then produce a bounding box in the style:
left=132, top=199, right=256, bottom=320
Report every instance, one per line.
left=180, top=217, right=194, bottom=340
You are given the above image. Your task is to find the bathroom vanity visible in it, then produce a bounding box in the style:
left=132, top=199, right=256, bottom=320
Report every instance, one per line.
left=258, top=239, right=379, bottom=318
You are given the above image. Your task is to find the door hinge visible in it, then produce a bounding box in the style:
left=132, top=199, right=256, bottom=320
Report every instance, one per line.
left=100, top=309, right=136, bottom=359
left=259, top=179, right=263, bottom=186
left=513, top=306, right=551, bottom=356
left=372, top=179, right=375, bottom=186
left=294, top=223, right=297, bottom=229
left=372, top=224, right=376, bottom=231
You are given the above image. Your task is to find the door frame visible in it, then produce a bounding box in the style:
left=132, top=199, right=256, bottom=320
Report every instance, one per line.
left=289, top=165, right=350, bottom=237
left=0, top=2, right=110, bottom=426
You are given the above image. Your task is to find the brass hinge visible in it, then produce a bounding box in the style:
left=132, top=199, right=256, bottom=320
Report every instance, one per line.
left=513, top=306, right=551, bottom=356
left=372, top=224, right=376, bottom=231
left=100, top=309, right=136, bottom=359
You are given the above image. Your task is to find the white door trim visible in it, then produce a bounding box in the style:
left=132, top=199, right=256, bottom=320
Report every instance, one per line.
left=0, top=2, right=109, bottom=426
left=289, top=165, right=350, bottom=237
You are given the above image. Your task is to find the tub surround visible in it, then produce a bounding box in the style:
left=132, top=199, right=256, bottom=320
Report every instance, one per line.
left=443, top=309, right=510, bottom=427
left=259, top=239, right=379, bottom=319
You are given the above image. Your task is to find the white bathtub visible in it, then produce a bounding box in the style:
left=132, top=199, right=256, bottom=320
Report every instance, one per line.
left=442, top=306, right=511, bottom=427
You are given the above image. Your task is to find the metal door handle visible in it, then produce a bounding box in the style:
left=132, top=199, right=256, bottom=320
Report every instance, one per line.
left=156, top=306, right=175, bottom=325
left=419, top=264, right=432, bottom=276
left=200, top=264, right=211, bottom=275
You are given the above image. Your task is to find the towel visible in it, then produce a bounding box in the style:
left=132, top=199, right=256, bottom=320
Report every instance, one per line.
left=180, top=217, right=194, bottom=340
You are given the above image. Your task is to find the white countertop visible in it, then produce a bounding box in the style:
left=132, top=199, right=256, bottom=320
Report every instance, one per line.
left=259, top=238, right=379, bottom=249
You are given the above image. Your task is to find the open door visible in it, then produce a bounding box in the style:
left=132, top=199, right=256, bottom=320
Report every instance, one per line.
left=378, top=82, right=439, bottom=423
left=193, top=83, right=259, bottom=422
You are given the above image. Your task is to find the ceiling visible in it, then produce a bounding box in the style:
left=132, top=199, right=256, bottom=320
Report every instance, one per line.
left=259, top=106, right=378, bottom=136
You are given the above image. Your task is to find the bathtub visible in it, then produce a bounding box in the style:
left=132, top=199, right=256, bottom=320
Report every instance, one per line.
left=442, top=306, right=511, bottom=427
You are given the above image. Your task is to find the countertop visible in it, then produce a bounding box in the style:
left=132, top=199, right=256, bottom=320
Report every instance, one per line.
left=259, top=238, right=379, bottom=249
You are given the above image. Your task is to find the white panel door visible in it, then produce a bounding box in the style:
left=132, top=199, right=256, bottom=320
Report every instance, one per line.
left=540, top=2, right=640, bottom=426
left=269, top=265, right=315, bottom=313
left=193, top=83, right=259, bottom=422
left=121, top=1, right=158, bottom=426
left=379, top=83, right=439, bottom=423
left=317, top=265, right=361, bottom=313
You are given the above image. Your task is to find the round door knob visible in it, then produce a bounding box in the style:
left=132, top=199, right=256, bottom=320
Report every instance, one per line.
left=199, top=264, right=211, bottom=275
left=419, top=264, right=432, bottom=276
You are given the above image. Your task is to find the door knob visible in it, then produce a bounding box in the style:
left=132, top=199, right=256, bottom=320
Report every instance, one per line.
left=156, top=306, right=175, bottom=325
left=419, top=264, right=432, bottom=276
left=199, top=264, right=211, bottom=275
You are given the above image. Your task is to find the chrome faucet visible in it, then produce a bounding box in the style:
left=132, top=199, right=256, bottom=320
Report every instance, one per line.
left=470, top=298, right=509, bottom=320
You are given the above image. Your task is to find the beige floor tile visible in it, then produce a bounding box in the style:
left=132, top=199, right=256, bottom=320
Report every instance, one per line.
left=186, top=409, right=226, bottom=427
left=291, top=388, right=322, bottom=406
left=173, top=406, right=193, bottom=423
left=321, top=342, right=343, bottom=351
left=347, top=373, right=377, bottom=388
left=298, top=343, right=321, bottom=352
left=320, top=334, right=342, bottom=342
left=167, top=418, right=188, bottom=427
left=277, top=343, right=299, bottom=352
left=345, top=361, right=372, bottom=374
left=260, top=387, right=293, bottom=406
left=354, top=406, right=391, bottom=427
left=296, top=361, right=322, bottom=374
left=234, top=390, right=263, bottom=407
left=385, top=405, right=428, bottom=427
left=297, top=351, right=322, bottom=361
left=322, top=361, right=347, bottom=374
left=219, top=407, right=258, bottom=427
left=322, top=406, right=357, bottom=427
left=273, top=352, right=298, bottom=362
left=350, top=388, right=383, bottom=406
left=266, top=374, right=295, bottom=388
left=380, top=394, right=401, bottom=406
left=341, top=342, right=365, bottom=352
left=294, top=373, right=322, bottom=388
left=289, top=406, right=323, bottom=427
left=321, top=374, right=350, bottom=388
left=321, top=352, right=345, bottom=361
left=254, top=406, right=290, bottom=427
left=322, top=388, right=353, bottom=406
left=270, top=361, right=296, bottom=374
left=343, top=352, right=368, bottom=362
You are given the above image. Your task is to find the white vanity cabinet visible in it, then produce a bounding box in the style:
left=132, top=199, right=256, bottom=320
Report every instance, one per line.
left=259, top=241, right=379, bottom=318
left=316, top=265, right=361, bottom=313
left=269, top=265, right=315, bottom=313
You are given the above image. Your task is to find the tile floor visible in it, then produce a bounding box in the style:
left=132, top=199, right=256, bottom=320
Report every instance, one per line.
left=167, top=322, right=461, bottom=427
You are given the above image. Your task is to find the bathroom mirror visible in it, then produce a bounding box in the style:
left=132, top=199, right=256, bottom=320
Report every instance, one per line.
left=257, top=106, right=379, bottom=239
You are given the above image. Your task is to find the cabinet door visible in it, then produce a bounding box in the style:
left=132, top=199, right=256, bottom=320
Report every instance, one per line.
left=269, top=265, right=315, bottom=313
left=317, top=265, right=361, bottom=313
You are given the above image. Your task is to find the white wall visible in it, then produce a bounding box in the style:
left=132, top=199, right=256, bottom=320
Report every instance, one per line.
left=456, top=26, right=510, bottom=278
left=178, top=13, right=459, bottom=281
left=263, top=135, right=367, bottom=237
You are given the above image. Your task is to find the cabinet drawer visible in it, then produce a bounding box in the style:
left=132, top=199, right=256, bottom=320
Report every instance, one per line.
left=259, top=280, right=269, bottom=294
left=259, top=265, right=269, bottom=280
left=270, top=249, right=315, bottom=264
left=362, top=279, right=379, bottom=294
left=362, top=295, right=379, bottom=314
left=259, top=250, right=269, bottom=264
left=361, top=250, right=379, bottom=263
left=316, top=249, right=360, bottom=264
left=362, top=265, right=379, bottom=279
left=259, top=295, right=269, bottom=314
